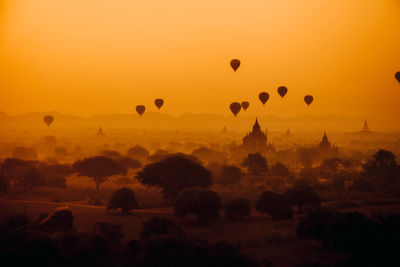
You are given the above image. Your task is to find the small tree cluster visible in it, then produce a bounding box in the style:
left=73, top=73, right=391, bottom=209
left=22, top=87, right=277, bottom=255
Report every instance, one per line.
left=107, top=187, right=138, bottom=214
left=174, top=187, right=222, bottom=222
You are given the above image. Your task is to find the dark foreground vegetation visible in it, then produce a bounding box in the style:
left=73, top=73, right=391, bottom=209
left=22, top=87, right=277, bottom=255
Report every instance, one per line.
left=1, top=132, right=400, bottom=266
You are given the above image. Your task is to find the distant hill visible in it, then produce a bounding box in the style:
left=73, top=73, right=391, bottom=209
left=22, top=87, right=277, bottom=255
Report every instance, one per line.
left=0, top=111, right=397, bottom=131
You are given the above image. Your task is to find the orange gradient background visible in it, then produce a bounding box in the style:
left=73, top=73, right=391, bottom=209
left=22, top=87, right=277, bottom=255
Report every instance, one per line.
left=0, top=0, right=400, bottom=120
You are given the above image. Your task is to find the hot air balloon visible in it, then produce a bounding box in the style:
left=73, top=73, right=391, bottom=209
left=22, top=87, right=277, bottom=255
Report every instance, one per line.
left=154, top=98, right=164, bottom=110
left=241, top=101, right=249, bottom=111
left=277, top=86, right=288, bottom=98
left=230, top=59, right=241, bottom=72
left=258, top=92, right=270, bottom=105
left=304, top=95, right=314, bottom=106
left=136, top=105, right=145, bottom=116
left=395, top=72, right=400, bottom=84
left=230, top=102, right=241, bottom=117
left=43, top=115, right=54, bottom=127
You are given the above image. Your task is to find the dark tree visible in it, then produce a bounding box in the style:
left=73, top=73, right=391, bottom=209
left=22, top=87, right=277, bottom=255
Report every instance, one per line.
left=12, top=146, right=38, bottom=161
left=127, top=145, right=150, bottom=161
left=54, top=146, right=68, bottom=157
left=318, top=158, right=344, bottom=179
left=284, top=182, right=321, bottom=213
left=174, top=187, right=222, bottom=222
left=117, top=156, right=142, bottom=170
left=349, top=178, right=376, bottom=193
left=256, top=191, right=293, bottom=220
left=242, top=153, right=268, bottom=175
left=0, top=158, right=35, bottom=189
left=269, top=162, right=291, bottom=177
left=362, top=149, right=400, bottom=190
left=140, top=217, right=183, bottom=239
left=224, top=197, right=251, bottom=220
left=100, top=150, right=122, bottom=161
left=0, top=175, right=9, bottom=194
left=107, top=187, right=138, bottom=214
left=217, top=165, right=242, bottom=185
left=39, top=163, right=72, bottom=188
left=72, top=156, right=126, bottom=190
left=191, top=146, right=226, bottom=163
left=22, top=168, right=46, bottom=193
left=136, top=155, right=212, bottom=200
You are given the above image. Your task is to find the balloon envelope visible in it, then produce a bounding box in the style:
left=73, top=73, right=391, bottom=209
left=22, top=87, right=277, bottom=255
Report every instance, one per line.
left=43, top=115, right=54, bottom=127
left=230, top=102, right=241, bottom=117
left=395, top=72, right=400, bottom=84
left=258, top=92, right=270, bottom=105
left=230, top=59, right=241, bottom=72
left=154, top=98, right=164, bottom=110
left=136, top=105, right=146, bottom=116
left=241, top=101, right=249, bottom=111
left=304, top=95, right=314, bottom=106
left=277, top=86, right=288, bottom=98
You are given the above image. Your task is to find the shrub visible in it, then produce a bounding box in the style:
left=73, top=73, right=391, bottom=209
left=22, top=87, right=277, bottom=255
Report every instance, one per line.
left=256, top=191, right=293, bottom=220
left=174, top=187, right=222, bottom=222
left=224, top=198, right=251, bottom=220
left=94, top=222, right=124, bottom=246
left=140, top=217, right=183, bottom=239
left=107, top=187, right=138, bottom=214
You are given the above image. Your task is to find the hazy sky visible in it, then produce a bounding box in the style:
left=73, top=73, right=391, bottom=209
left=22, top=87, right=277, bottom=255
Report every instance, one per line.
left=1, top=0, right=399, bottom=120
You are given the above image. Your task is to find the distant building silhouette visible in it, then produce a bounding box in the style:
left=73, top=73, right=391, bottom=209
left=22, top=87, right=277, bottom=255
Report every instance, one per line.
left=242, top=118, right=274, bottom=153
left=222, top=126, right=228, bottom=133
left=286, top=129, right=291, bottom=136
left=318, top=132, right=338, bottom=153
left=361, top=120, right=371, bottom=133
left=319, top=132, right=331, bottom=149
left=94, top=127, right=105, bottom=138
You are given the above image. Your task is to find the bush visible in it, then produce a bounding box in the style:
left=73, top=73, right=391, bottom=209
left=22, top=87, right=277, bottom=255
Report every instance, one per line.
left=256, top=191, right=293, bottom=220
left=94, top=222, right=124, bottom=246
left=224, top=198, right=251, bottom=220
left=140, top=217, right=183, bottom=239
left=107, top=187, right=138, bottom=214
left=174, top=187, right=222, bottom=222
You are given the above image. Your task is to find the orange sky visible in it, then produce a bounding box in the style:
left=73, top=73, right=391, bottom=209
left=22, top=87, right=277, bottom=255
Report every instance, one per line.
left=0, top=0, right=400, bottom=120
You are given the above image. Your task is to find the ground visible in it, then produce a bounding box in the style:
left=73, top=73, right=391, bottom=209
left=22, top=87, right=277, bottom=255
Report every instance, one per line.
left=2, top=186, right=399, bottom=266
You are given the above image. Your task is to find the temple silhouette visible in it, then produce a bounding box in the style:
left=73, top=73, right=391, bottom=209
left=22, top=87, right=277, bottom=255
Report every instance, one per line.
left=318, top=132, right=338, bottom=153
left=361, top=120, right=371, bottom=134
left=242, top=118, right=274, bottom=153
left=94, top=126, right=106, bottom=138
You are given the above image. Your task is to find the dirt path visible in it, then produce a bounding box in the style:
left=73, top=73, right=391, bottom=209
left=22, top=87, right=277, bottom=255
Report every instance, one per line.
left=0, top=199, right=172, bottom=214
